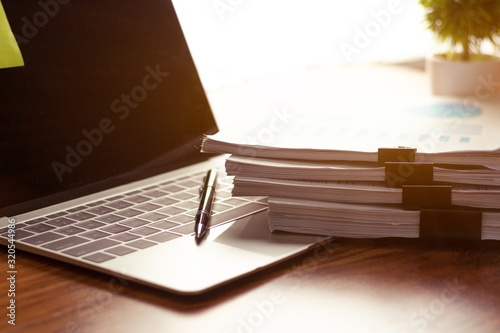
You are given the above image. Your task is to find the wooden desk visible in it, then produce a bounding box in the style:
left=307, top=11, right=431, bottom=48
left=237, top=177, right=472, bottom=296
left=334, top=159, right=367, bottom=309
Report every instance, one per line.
left=3, top=65, right=500, bottom=332
left=2, top=237, right=500, bottom=333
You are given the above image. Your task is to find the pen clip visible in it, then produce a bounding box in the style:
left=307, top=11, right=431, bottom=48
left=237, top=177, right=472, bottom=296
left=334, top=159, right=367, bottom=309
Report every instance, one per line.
left=199, top=176, right=207, bottom=197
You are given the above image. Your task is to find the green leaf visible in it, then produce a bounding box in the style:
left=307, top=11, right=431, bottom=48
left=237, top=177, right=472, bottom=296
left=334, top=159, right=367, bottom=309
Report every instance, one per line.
left=419, top=0, right=500, bottom=59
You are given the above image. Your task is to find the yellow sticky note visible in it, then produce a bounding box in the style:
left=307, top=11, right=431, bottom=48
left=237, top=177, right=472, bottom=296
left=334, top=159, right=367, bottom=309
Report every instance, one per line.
left=0, top=1, right=24, bottom=69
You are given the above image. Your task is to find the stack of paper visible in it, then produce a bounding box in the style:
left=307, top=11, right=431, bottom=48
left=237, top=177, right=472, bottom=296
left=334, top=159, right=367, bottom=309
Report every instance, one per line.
left=202, top=65, right=500, bottom=241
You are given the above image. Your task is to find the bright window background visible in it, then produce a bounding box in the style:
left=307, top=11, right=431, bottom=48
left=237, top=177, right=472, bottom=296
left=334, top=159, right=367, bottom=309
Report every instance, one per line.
left=172, top=0, right=433, bottom=90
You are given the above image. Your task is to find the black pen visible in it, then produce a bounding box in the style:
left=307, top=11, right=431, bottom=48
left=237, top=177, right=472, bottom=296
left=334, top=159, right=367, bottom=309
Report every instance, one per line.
left=194, top=168, right=218, bottom=243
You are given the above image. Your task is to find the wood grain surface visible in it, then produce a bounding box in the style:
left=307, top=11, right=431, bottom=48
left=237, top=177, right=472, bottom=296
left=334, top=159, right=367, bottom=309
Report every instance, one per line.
left=2, top=237, right=500, bottom=333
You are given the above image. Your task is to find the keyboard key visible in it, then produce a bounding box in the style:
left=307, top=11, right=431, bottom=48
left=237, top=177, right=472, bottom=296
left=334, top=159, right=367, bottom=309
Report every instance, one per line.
left=169, top=192, right=196, bottom=201
left=143, top=190, right=168, bottom=198
left=125, top=195, right=150, bottom=204
left=106, top=200, right=133, bottom=209
left=25, top=223, right=55, bottom=233
left=115, top=208, right=143, bottom=218
left=146, top=232, right=181, bottom=243
left=119, top=218, right=149, bottom=228
left=139, top=212, right=168, bottom=222
left=185, top=187, right=201, bottom=195
left=45, top=217, right=76, bottom=227
left=183, top=209, right=197, bottom=218
left=152, top=197, right=179, bottom=206
left=100, top=224, right=131, bottom=234
left=129, top=226, right=161, bottom=236
left=42, top=236, right=90, bottom=251
left=66, top=211, right=96, bottom=221
left=110, top=233, right=140, bottom=242
left=67, top=205, right=88, bottom=213
left=177, top=179, right=200, bottom=188
left=83, top=252, right=115, bottom=263
left=149, top=221, right=179, bottom=230
left=105, top=246, right=136, bottom=256
left=23, top=232, right=65, bottom=245
left=134, top=203, right=162, bottom=212
left=8, top=229, right=35, bottom=240
left=166, top=214, right=193, bottom=224
left=221, top=197, right=248, bottom=207
left=212, top=202, right=232, bottom=213
left=86, top=206, right=115, bottom=215
left=126, top=239, right=156, bottom=250
left=25, top=217, right=48, bottom=225
left=95, top=214, right=125, bottom=224
left=159, top=184, right=184, bottom=193
left=76, top=220, right=107, bottom=229
left=157, top=206, right=186, bottom=216
left=62, top=239, right=120, bottom=257
left=175, top=201, right=199, bottom=210
left=188, top=172, right=205, bottom=181
left=46, top=212, right=67, bottom=218
left=169, top=222, right=194, bottom=235
left=81, top=230, right=111, bottom=240
left=56, top=226, right=86, bottom=236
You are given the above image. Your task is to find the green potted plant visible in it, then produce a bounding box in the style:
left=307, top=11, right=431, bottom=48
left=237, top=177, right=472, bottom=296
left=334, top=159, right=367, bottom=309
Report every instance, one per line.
left=420, top=0, right=500, bottom=95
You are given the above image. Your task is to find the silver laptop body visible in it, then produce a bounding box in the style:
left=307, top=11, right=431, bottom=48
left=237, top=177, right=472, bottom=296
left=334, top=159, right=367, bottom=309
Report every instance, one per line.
left=0, top=0, right=325, bottom=294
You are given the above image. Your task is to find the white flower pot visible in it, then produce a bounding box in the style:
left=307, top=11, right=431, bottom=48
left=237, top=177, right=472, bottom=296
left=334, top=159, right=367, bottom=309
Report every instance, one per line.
left=425, top=55, right=500, bottom=96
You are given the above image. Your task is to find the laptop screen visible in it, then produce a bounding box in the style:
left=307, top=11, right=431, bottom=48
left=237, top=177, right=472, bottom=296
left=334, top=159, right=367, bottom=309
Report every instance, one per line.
left=0, top=1, right=218, bottom=216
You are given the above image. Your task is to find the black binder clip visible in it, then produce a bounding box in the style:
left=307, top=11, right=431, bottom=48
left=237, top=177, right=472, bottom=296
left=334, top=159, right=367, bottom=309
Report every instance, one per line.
left=419, top=209, right=482, bottom=241
left=402, top=185, right=452, bottom=210
left=378, top=147, right=416, bottom=164
left=385, top=162, right=434, bottom=188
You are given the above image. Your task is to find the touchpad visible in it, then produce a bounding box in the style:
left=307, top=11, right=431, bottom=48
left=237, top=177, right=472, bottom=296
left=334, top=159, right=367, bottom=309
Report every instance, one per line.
left=211, top=210, right=325, bottom=257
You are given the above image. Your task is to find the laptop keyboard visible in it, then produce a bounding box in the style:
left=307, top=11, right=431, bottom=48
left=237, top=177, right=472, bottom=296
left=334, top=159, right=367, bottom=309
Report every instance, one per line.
left=0, top=171, right=267, bottom=264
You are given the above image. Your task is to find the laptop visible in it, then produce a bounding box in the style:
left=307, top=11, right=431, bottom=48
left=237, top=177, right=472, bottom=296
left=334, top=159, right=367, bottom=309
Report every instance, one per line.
left=0, top=0, right=326, bottom=294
